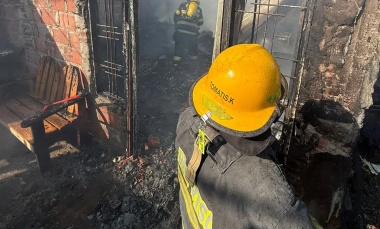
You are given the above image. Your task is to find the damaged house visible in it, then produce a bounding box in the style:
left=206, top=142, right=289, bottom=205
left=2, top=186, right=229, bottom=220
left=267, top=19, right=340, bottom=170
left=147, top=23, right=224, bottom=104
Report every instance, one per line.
left=0, top=0, right=379, bottom=228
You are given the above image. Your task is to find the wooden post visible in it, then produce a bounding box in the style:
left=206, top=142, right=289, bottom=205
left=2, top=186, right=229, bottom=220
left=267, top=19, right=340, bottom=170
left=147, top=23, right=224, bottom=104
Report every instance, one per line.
left=213, top=0, right=245, bottom=60
left=212, top=0, right=225, bottom=61
left=31, top=120, right=51, bottom=173
left=220, top=0, right=233, bottom=52
left=231, top=0, right=246, bottom=45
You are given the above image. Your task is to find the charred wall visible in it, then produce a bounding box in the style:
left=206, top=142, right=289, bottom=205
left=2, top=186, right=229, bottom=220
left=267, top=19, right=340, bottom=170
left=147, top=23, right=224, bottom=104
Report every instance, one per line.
left=300, top=0, right=379, bottom=120
left=286, top=0, right=380, bottom=226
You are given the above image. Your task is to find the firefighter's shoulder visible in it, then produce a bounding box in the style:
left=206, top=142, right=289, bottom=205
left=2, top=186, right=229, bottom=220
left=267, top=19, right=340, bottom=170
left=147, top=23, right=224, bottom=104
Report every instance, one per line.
left=179, top=2, right=188, bottom=9
left=220, top=151, right=313, bottom=228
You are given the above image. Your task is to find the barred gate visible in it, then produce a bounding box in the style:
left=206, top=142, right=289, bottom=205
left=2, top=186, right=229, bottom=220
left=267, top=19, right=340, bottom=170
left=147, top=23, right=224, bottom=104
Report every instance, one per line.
left=89, top=0, right=138, bottom=155
left=213, top=0, right=315, bottom=157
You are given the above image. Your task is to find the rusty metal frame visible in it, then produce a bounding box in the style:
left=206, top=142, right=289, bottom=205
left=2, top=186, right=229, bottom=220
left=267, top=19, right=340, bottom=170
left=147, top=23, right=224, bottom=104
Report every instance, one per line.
left=281, top=0, right=315, bottom=158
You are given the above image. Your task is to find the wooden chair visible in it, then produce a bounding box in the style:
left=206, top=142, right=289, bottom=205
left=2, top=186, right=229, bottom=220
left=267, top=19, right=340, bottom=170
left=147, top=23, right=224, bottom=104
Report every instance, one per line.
left=0, top=56, right=89, bottom=173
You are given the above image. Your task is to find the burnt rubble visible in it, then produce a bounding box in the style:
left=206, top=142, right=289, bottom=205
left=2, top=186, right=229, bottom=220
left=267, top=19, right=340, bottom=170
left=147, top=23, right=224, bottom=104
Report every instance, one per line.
left=350, top=70, right=380, bottom=228
left=0, top=136, right=180, bottom=229
left=94, top=55, right=211, bottom=227
left=360, top=72, right=380, bottom=163
left=98, top=145, right=180, bottom=229
left=94, top=28, right=213, bottom=228
left=285, top=99, right=359, bottom=228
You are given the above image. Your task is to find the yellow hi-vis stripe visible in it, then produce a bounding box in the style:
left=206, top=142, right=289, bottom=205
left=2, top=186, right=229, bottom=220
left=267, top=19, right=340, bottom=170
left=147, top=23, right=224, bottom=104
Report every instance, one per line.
left=178, top=165, right=200, bottom=229
left=174, top=56, right=182, bottom=61
left=178, top=29, right=197, bottom=35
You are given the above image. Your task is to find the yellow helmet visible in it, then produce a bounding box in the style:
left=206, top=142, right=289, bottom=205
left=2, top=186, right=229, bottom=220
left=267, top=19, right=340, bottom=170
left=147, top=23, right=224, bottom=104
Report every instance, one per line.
left=187, top=1, right=199, bottom=17
left=191, top=44, right=287, bottom=137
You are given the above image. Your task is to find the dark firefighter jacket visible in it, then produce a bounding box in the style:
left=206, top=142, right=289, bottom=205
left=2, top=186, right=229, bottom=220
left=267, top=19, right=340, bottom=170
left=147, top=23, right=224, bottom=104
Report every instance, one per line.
left=175, top=107, right=315, bottom=229
left=174, top=2, right=204, bottom=36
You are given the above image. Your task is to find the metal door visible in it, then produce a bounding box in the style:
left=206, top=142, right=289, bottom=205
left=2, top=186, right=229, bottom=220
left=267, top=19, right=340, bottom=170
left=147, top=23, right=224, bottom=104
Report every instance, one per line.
left=89, top=0, right=138, bottom=155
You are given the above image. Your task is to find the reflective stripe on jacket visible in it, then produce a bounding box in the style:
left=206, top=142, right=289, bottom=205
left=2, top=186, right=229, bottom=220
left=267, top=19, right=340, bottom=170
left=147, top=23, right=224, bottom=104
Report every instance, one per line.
left=175, top=107, right=315, bottom=229
left=174, top=2, right=203, bottom=35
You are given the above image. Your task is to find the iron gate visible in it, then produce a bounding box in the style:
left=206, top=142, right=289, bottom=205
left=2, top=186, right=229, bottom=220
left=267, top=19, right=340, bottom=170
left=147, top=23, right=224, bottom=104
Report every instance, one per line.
left=213, top=0, right=314, bottom=157
left=89, top=0, right=138, bottom=155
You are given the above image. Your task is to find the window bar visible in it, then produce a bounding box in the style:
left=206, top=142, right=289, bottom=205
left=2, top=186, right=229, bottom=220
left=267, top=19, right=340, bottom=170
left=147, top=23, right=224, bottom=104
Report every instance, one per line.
left=236, top=10, right=285, bottom=17
left=273, top=56, right=300, bottom=62
left=110, top=0, right=119, bottom=97
left=97, top=24, right=119, bottom=29
left=102, top=30, right=123, bottom=35
left=97, top=35, right=120, bottom=41
left=255, top=1, right=261, bottom=42
left=104, top=71, right=123, bottom=78
left=110, top=0, right=115, bottom=97
left=250, top=2, right=307, bottom=9
left=109, top=0, right=115, bottom=97
left=250, top=0, right=258, bottom=43
left=104, top=0, right=112, bottom=96
left=281, top=75, right=296, bottom=79
left=270, top=0, right=280, bottom=53
left=262, top=0, right=271, bottom=47
left=104, top=60, right=123, bottom=67
left=100, top=64, right=121, bottom=71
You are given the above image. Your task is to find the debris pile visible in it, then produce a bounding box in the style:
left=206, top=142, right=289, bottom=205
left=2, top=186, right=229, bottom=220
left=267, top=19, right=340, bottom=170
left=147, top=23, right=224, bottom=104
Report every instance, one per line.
left=360, top=73, right=380, bottom=163
left=350, top=72, right=380, bottom=228
left=0, top=136, right=182, bottom=229
left=285, top=99, right=358, bottom=227
left=94, top=31, right=213, bottom=228
left=97, top=145, right=180, bottom=229
left=138, top=48, right=212, bottom=148
left=0, top=138, right=124, bottom=229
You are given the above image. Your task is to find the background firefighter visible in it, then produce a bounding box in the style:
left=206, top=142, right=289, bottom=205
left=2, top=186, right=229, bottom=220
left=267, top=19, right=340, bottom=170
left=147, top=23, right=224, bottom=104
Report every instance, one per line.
left=173, top=0, right=204, bottom=63
left=175, top=44, right=320, bottom=228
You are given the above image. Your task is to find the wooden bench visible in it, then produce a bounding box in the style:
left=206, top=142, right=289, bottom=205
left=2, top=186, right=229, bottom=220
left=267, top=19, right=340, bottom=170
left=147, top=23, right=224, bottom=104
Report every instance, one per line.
left=0, top=56, right=89, bottom=173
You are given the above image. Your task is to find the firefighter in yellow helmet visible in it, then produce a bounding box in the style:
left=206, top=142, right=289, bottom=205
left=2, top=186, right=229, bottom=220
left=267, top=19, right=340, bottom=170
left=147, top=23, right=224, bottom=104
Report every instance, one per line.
left=175, top=44, right=315, bottom=228
left=173, top=0, right=204, bottom=63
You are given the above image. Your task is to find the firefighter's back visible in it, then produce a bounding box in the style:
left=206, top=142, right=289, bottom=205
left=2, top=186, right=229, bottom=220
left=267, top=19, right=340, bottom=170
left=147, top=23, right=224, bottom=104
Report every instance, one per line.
left=176, top=107, right=314, bottom=229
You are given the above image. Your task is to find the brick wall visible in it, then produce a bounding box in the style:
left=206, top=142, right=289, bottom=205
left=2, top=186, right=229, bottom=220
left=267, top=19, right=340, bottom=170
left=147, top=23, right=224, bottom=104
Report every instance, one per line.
left=0, top=0, right=91, bottom=80
left=91, top=96, right=127, bottom=151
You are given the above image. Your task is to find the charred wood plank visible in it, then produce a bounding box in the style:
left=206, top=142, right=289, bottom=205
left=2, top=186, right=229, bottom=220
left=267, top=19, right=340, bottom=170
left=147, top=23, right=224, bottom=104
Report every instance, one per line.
left=6, top=99, right=58, bottom=134
left=33, top=56, right=47, bottom=98
left=37, top=57, right=52, bottom=99
left=49, top=62, right=63, bottom=103
left=44, top=59, right=57, bottom=103
left=56, top=66, right=69, bottom=101
left=0, top=105, right=34, bottom=151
